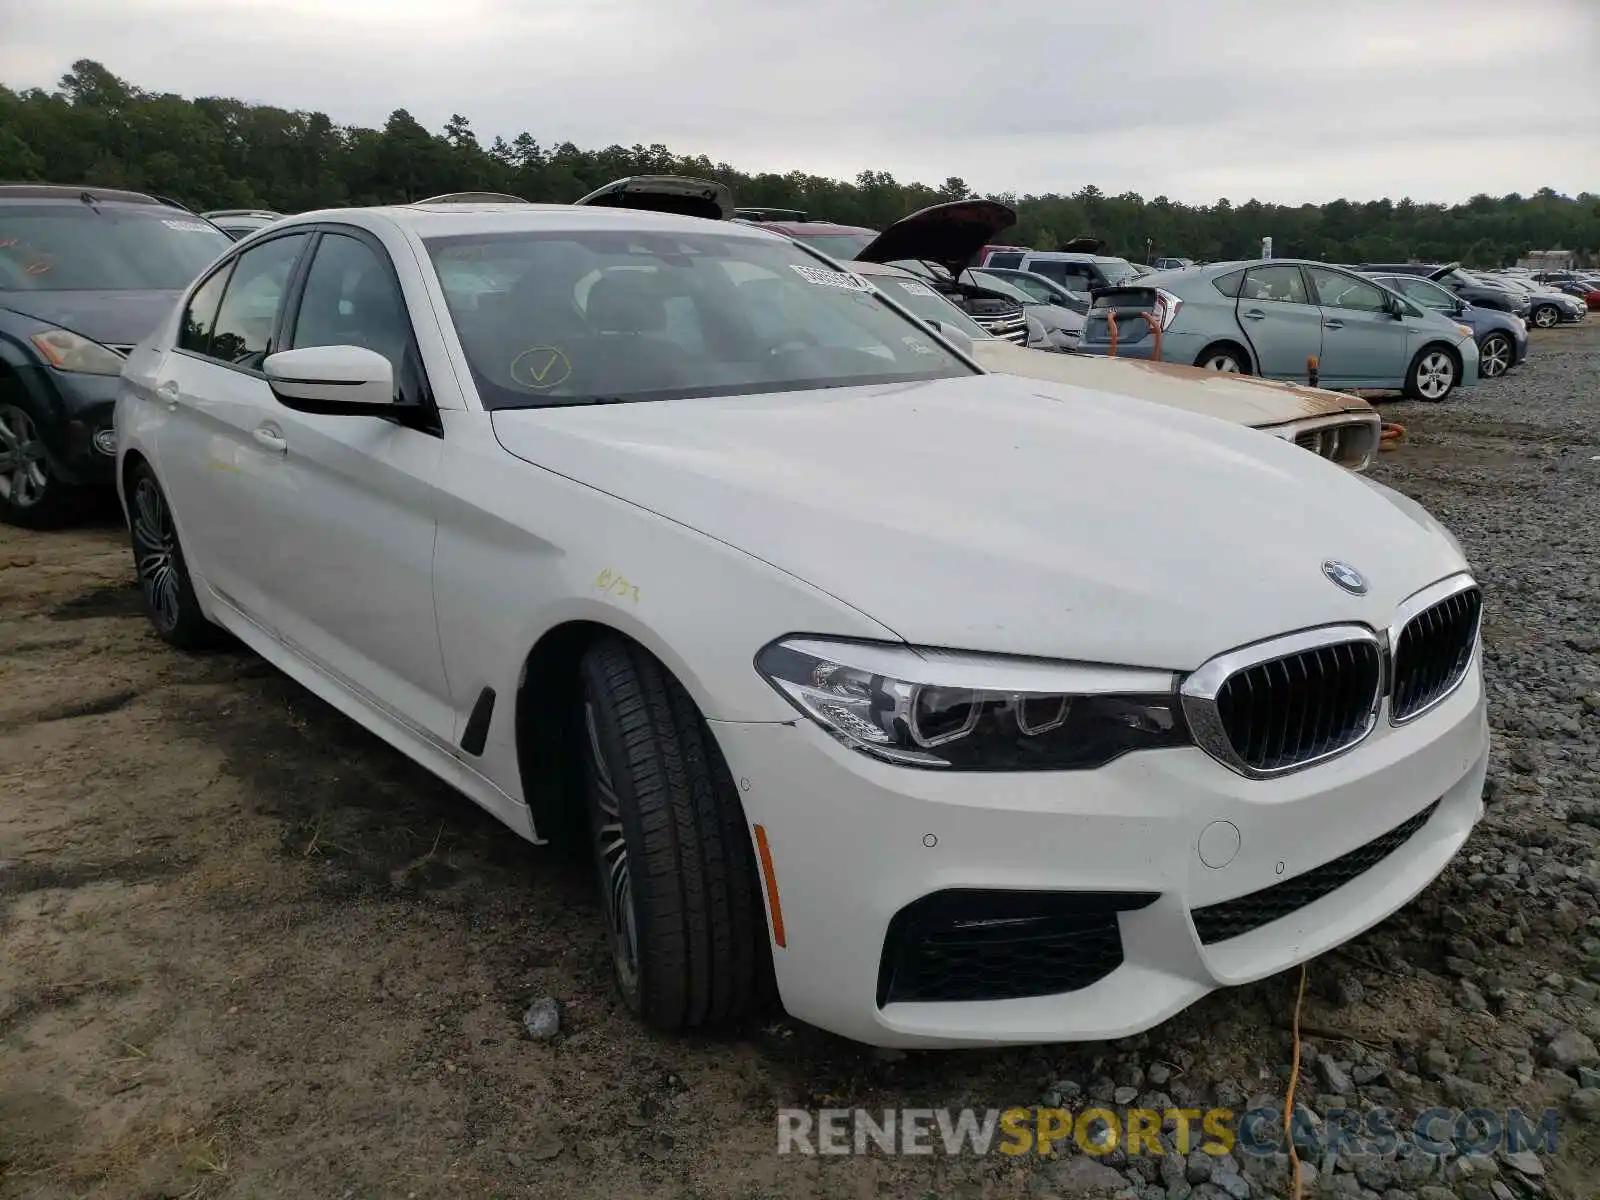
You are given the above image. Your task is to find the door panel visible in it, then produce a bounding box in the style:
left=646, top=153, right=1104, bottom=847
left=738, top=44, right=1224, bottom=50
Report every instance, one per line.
left=251, top=228, right=454, bottom=745
left=154, top=234, right=311, bottom=630
left=1235, top=265, right=1322, bottom=379
left=1304, top=266, right=1409, bottom=386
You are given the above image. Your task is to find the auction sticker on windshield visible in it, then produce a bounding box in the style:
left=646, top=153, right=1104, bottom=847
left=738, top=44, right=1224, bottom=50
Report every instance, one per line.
left=886, top=280, right=936, bottom=299
left=791, top=264, right=874, bottom=291
left=162, top=219, right=215, bottom=233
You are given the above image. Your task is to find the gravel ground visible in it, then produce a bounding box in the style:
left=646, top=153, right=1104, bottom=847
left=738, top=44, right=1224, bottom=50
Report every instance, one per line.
left=0, top=325, right=1597, bottom=1200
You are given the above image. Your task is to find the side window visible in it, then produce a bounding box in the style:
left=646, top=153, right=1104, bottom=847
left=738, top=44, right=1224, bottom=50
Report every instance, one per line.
left=1061, top=266, right=1097, bottom=292
left=1307, top=266, right=1388, bottom=313
left=1211, top=269, right=1246, bottom=297
left=987, top=253, right=1024, bottom=269
left=289, top=233, right=415, bottom=397
left=207, top=234, right=309, bottom=369
left=1027, top=260, right=1070, bottom=285
left=1241, top=265, right=1310, bottom=304
left=178, top=266, right=231, bottom=355
left=1398, top=279, right=1451, bottom=310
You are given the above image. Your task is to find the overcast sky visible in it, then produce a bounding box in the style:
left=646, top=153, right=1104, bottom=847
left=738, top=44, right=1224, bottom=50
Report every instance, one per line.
left=2, top=0, right=1596, bottom=205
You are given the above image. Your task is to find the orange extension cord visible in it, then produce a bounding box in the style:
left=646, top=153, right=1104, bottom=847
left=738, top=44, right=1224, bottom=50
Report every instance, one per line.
left=1380, top=421, right=1407, bottom=450
left=1284, top=963, right=1309, bottom=1200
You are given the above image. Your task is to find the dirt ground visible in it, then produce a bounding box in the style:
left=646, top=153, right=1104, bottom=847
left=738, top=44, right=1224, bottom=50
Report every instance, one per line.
left=2, top=327, right=1597, bottom=1200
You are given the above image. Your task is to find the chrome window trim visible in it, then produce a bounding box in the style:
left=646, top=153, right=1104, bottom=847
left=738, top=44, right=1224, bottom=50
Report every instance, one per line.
left=1179, top=624, right=1386, bottom=780
left=1387, top=572, right=1482, bottom=727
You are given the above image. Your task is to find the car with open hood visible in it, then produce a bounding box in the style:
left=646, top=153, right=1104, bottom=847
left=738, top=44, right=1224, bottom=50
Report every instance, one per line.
left=732, top=210, right=879, bottom=263
left=202, top=208, right=288, bottom=241
left=1, top=184, right=233, bottom=526
left=118, top=199, right=1487, bottom=1049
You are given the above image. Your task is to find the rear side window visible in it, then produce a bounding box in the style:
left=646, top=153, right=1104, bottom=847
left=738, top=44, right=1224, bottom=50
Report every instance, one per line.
left=1210, top=269, right=1246, bottom=297
left=986, top=252, right=1024, bottom=269
left=207, top=234, right=309, bottom=369
left=178, top=266, right=231, bottom=355
left=1241, top=265, right=1310, bottom=304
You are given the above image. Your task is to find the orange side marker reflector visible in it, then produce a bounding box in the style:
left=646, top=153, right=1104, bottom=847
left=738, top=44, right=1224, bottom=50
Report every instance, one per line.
left=752, top=823, right=787, bottom=948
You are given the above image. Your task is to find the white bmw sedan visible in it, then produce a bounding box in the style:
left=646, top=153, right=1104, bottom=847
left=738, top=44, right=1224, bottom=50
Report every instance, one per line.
left=116, top=202, right=1489, bottom=1048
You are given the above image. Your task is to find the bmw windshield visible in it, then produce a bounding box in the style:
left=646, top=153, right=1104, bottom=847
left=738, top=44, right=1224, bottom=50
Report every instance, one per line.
left=0, top=206, right=229, bottom=291
left=426, top=229, right=977, bottom=408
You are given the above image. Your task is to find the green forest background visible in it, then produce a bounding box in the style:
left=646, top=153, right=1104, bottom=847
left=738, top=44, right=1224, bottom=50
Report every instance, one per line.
left=2, top=60, right=1596, bottom=266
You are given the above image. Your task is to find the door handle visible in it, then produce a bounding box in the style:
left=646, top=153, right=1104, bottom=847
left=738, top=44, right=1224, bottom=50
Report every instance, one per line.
left=1242, top=309, right=1266, bottom=321
left=156, top=380, right=180, bottom=411
left=1323, top=319, right=1345, bottom=330
left=252, top=426, right=288, bottom=455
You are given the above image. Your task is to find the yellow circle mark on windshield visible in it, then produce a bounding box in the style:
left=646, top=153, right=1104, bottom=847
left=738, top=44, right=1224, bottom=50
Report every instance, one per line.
left=510, top=345, right=572, bottom=391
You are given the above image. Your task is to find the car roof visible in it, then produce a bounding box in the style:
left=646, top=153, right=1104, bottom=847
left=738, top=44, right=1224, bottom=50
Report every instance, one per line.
left=1016, top=250, right=1129, bottom=265
left=276, top=203, right=784, bottom=241
left=0, top=183, right=179, bottom=207
left=753, top=220, right=876, bottom=236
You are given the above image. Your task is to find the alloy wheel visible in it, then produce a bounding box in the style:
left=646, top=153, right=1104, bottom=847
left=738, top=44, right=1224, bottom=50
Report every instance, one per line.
left=1478, top=334, right=1511, bottom=379
left=585, top=700, right=640, bottom=997
left=1416, top=352, right=1455, bottom=400
left=1533, top=306, right=1558, bottom=328
left=0, top=404, right=49, bottom=509
left=131, top=477, right=183, bottom=633
left=1202, top=353, right=1243, bottom=373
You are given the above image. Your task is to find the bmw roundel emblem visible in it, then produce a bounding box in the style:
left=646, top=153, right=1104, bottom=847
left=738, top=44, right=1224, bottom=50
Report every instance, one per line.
left=1322, top=560, right=1368, bottom=595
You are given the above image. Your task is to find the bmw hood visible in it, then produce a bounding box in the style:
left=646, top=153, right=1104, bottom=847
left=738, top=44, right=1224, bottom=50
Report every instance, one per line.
left=0, top=289, right=182, bottom=349
left=491, top=374, right=1467, bottom=670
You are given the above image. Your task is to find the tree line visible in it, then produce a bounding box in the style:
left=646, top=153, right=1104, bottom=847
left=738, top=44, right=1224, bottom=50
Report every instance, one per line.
left=2, top=60, right=1596, bottom=267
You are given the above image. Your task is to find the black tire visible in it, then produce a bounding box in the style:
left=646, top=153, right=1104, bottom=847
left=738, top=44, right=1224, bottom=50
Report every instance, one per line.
left=0, top=400, right=82, bottom=530
left=1403, top=345, right=1459, bottom=403
left=126, top=461, right=224, bottom=649
left=1477, top=332, right=1513, bottom=379
left=1193, top=342, right=1251, bottom=374
left=576, top=636, right=768, bottom=1030
left=1531, top=304, right=1560, bottom=329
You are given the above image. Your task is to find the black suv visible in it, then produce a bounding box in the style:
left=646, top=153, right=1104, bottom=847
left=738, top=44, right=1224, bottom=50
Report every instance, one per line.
left=1352, top=262, right=1528, bottom=316
left=0, top=185, right=231, bottom=526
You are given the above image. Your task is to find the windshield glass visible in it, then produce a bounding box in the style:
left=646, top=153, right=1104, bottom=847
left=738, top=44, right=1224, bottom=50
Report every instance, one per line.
left=788, top=231, right=875, bottom=260
left=0, top=205, right=230, bottom=291
left=867, top=274, right=991, bottom=339
left=426, top=229, right=976, bottom=409
left=1097, top=259, right=1141, bottom=284
left=966, top=270, right=1039, bottom=305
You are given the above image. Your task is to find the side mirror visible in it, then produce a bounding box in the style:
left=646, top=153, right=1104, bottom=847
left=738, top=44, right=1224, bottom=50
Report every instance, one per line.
left=926, top=319, right=975, bottom=358
left=264, top=345, right=395, bottom=412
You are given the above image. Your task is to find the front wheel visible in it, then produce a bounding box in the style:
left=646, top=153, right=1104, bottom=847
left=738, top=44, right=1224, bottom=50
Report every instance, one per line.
left=1477, top=332, right=1512, bottom=379
left=1404, top=347, right=1458, bottom=403
left=0, top=402, right=80, bottom=529
left=1531, top=304, right=1560, bottom=329
left=577, top=637, right=769, bottom=1030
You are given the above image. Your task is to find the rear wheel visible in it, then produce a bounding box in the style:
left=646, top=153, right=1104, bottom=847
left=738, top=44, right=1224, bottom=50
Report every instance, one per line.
left=576, top=636, right=768, bottom=1030
left=1477, top=332, right=1512, bottom=379
left=0, top=402, right=79, bottom=529
left=1531, top=304, right=1559, bottom=329
left=1404, top=346, right=1459, bottom=402
left=127, top=461, right=223, bottom=649
left=1194, top=343, right=1250, bottom=374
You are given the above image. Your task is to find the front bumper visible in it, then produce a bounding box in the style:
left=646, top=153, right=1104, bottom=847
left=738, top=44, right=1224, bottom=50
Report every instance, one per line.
left=714, top=661, right=1487, bottom=1048
left=7, top=362, right=120, bottom=486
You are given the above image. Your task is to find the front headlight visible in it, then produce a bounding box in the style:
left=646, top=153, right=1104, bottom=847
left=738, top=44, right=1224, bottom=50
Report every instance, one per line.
left=30, top=328, right=126, bottom=376
left=1454, top=324, right=1473, bottom=339
left=755, top=637, right=1188, bottom=770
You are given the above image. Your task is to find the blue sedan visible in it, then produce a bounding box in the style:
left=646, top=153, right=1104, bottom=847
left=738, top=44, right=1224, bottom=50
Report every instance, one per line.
left=1365, top=272, right=1529, bottom=379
